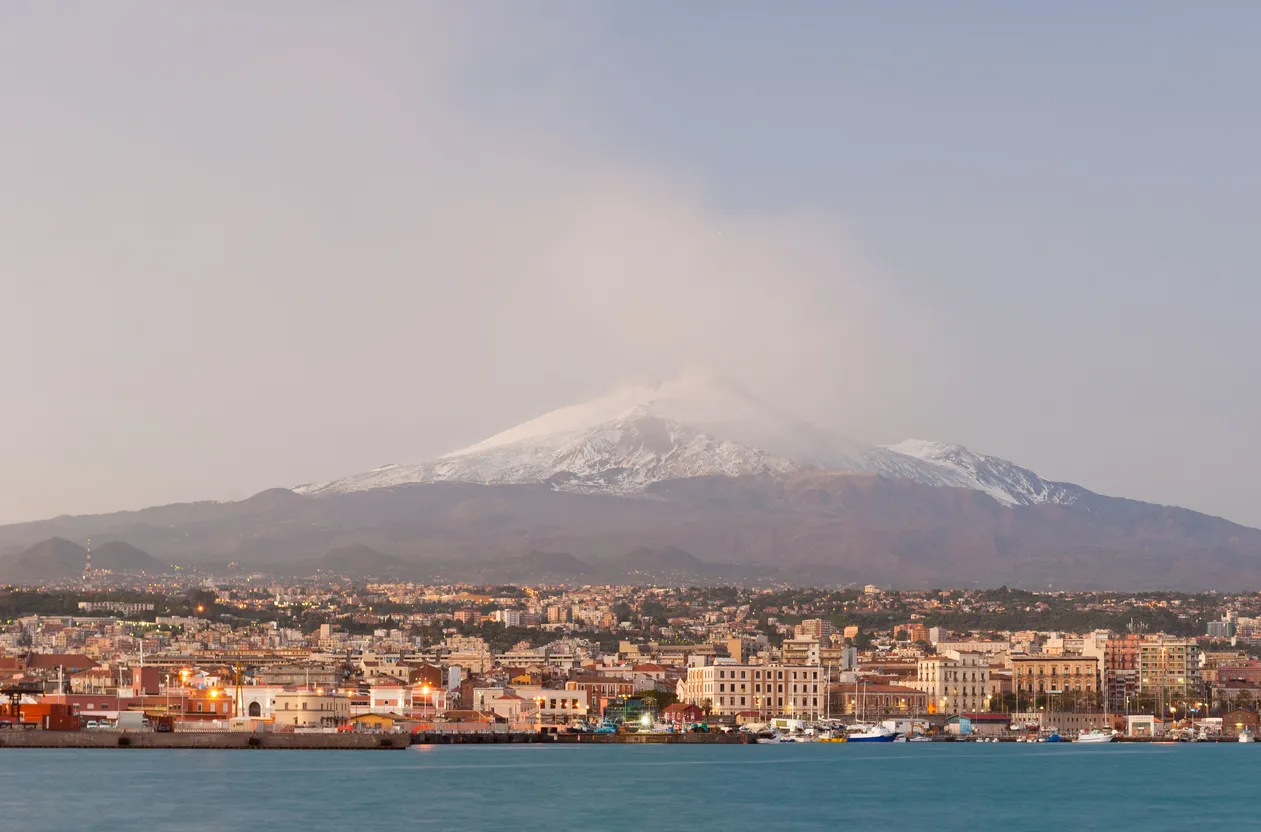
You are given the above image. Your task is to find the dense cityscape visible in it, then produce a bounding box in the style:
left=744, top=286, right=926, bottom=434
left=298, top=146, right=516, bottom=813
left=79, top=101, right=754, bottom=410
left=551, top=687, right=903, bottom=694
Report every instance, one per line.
left=4, top=568, right=1261, bottom=743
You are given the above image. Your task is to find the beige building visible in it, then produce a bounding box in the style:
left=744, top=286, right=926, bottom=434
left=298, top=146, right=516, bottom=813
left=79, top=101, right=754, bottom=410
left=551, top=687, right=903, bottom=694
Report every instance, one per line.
left=680, top=662, right=824, bottom=719
left=444, top=636, right=493, bottom=674
left=1138, top=638, right=1201, bottom=697
left=781, top=636, right=821, bottom=666
left=1011, top=655, right=1099, bottom=698
left=934, top=640, right=1010, bottom=656
left=273, top=688, right=351, bottom=728
left=512, top=685, right=589, bottom=725
left=915, top=651, right=992, bottom=715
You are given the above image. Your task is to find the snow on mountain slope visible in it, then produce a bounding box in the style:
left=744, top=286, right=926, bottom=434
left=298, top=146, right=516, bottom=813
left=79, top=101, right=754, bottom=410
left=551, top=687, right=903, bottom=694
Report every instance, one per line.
left=883, top=439, right=1090, bottom=507
left=294, top=375, right=1088, bottom=507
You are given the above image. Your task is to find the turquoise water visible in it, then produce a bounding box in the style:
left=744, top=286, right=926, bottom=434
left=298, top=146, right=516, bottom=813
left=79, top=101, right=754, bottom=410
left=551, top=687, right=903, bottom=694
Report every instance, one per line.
left=0, top=743, right=1253, bottom=831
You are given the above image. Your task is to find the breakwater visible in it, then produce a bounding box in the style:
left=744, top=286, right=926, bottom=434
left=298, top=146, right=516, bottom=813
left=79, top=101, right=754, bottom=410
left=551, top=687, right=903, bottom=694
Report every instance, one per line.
left=0, top=731, right=406, bottom=749
left=0, top=730, right=750, bottom=749
left=412, top=731, right=751, bottom=744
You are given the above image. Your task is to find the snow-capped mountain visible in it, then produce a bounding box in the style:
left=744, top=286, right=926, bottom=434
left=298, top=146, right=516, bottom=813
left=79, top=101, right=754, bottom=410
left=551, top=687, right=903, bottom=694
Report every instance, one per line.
left=883, top=439, right=1088, bottom=507
left=294, top=375, right=1090, bottom=507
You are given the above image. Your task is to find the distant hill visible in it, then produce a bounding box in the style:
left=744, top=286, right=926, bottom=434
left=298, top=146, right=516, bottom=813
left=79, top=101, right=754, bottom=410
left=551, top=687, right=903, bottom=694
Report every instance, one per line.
left=489, top=551, right=593, bottom=583
left=317, top=544, right=409, bottom=577
left=0, top=537, right=167, bottom=583
left=610, top=542, right=711, bottom=574
left=93, top=541, right=168, bottom=573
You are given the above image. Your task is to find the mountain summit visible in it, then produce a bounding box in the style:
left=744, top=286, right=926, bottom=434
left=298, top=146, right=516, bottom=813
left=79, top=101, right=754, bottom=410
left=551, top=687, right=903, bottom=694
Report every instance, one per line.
left=2, top=375, right=1258, bottom=588
left=295, top=375, right=1090, bottom=506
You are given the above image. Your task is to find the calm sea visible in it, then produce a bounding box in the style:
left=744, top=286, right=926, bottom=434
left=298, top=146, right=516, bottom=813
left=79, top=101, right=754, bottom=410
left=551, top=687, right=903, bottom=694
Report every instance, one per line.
left=0, top=743, right=1253, bottom=831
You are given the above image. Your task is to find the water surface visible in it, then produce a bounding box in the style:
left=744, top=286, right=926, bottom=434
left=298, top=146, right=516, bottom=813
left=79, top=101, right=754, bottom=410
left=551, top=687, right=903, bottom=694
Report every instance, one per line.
left=0, top=743, right=1252, bottom=831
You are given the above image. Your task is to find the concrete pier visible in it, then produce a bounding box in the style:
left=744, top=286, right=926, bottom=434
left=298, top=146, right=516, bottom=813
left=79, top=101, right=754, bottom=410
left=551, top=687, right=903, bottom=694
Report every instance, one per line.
left=0, top=731, right=406, bottom=749
left=411, top=731, right=751, bottom=745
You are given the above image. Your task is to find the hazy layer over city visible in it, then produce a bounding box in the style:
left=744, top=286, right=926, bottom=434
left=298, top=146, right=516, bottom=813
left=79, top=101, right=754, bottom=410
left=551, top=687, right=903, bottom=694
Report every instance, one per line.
left=2, top=3, right=1258, bottom=526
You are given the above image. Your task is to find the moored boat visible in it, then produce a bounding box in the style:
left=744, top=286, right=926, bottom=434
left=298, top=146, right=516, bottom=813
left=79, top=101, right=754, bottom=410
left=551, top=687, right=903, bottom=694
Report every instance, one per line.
left=1076, top=728, right=1116, bottom=744
left=846, top=723, right=898, bottom=743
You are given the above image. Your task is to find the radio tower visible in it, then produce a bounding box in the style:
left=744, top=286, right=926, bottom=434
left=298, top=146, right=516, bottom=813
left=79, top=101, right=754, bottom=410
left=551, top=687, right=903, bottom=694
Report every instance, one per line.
left=84, top=538, right=92, bottom=581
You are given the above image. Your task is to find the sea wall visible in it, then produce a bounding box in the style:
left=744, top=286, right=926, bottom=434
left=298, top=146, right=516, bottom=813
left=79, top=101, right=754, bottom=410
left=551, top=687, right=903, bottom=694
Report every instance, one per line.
left=412, top=731, right=750, bottom=744
left=0, top=731, right=405, bottom=749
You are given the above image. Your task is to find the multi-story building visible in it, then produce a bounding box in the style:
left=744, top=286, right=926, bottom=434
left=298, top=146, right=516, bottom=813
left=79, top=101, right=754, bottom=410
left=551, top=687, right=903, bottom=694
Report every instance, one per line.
left=795, top=619, right=836, bottom=640
left=1208, top=620, right=1237, bottom=639
left=511, top=685, right=589, bottom=725
left=1138, top=638, right=1201, bottom=699
left=915, top=651, right=991, bottom=715
left=273, top=688, right=351, bottom=728
left=680, top=662, right=824, bottom=720
left=1011, top=655, right=1099, bottom=706
left=830, top=682, right=929, bottom=717
left=444, top=635, right=492, bottom=674
left=781, top=636, right=820, bottom=666
left=566, top=676, right=635, bottom=713
left=1105, top=633, right=1141, bottom=710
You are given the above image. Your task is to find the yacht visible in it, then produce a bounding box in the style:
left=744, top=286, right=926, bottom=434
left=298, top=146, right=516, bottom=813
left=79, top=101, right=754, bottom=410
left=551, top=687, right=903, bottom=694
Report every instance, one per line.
left=1075, top=728, right=1116, bottom=744
left=1239, top=729, right=1255, bottom=743
left=755, top=731, right=783, bottom=744
left=846, top=723, right=898, bottom=743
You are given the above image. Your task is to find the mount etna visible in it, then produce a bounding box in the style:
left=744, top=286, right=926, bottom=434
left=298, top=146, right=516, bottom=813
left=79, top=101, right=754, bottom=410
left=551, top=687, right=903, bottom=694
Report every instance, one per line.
left=1, top=376, right=1257, bottom=589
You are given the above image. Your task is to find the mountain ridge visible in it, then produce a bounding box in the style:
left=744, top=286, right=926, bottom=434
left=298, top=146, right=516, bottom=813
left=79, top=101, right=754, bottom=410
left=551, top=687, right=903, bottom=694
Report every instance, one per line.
left=294, top=376, right=1093, bottom=508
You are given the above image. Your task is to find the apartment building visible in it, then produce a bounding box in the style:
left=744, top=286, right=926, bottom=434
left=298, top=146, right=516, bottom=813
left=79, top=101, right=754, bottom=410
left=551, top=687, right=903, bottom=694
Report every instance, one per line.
left=680, top=662, right=823, bottom=720
left=914, top=651, right=991, bottom=714
left=1138, top=638, right=1201, bottom=697
left=1011, top=655, right=1099, bottom=698
left=781, top=636, right=820, bottom=666
left=1105, top=633, right=1141, bottom=709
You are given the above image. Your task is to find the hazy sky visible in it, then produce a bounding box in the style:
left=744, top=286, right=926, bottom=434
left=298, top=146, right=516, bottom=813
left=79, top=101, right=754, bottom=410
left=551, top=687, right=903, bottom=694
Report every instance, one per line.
left=2, top=2, right=1259, bottom=526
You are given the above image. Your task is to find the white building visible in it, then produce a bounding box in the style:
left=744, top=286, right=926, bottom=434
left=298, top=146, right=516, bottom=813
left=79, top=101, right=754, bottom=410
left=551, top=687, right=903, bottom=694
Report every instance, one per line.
left=680, top=662, right=824, bottom=719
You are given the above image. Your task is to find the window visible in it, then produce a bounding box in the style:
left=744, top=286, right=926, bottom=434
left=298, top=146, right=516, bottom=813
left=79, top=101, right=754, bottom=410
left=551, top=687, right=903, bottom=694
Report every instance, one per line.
left=741, top=671, right=746, bottom=679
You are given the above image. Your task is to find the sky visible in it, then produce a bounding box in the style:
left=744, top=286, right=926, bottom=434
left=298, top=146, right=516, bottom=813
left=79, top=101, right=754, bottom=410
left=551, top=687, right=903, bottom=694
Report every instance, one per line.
left=1, top=2, right=1259, bottom=526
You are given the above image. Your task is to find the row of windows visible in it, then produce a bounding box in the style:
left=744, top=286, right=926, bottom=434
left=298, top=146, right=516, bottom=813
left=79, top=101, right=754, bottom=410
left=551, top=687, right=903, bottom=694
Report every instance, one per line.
left=1016, top=666, right=1092, bottom=676
left=714, top=669, right=821, bottom=681
left=926, top=671, right=985, bottom=682
left=711, top=683, right=823, bottom=695
left=1018, top=681, right=1094, bottom=692
left=712, top=696, right=823, bottom=708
